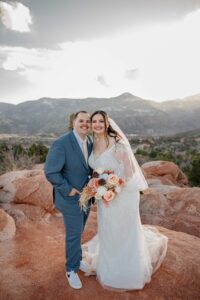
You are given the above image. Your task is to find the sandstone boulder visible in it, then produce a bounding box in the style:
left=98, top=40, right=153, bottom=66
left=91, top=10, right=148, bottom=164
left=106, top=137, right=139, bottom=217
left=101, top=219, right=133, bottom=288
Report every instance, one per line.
left=140, top=185, right=200, bottom=237
left=0, top=169, right=53, bottom=211
left=0, top=208, right=16, bottom=241
left=142, top=160, right=188, bottom=186
left=0, top=169, right=54, bottom=223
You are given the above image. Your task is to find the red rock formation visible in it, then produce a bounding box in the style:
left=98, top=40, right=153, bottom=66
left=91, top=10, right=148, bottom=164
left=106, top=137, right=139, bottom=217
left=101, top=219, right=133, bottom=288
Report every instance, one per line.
left=0, top=169, right=53, bottom=210
left=14, top=171, right=53, bottom=211
left=140, top=185, right=200, bottom=237
left=142, top=160, right=188, bottom=186
left=0, top=208, right=16, bottom=241
left=0, top=212, right=200, bottom=299
left=0, top=162, right=199, bottom=238
left=0, top=169, right=54, bottom=223
left=0, top=163, right=200, bottom=299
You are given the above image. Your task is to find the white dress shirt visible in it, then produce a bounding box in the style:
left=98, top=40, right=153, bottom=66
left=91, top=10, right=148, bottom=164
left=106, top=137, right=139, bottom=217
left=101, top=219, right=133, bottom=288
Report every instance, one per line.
left=73, top=129, right=88, bottom=162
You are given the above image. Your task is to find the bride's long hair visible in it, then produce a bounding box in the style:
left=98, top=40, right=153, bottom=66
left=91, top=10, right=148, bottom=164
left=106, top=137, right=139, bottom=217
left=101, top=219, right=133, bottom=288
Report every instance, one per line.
left=90, top=110, right=121, bottom=146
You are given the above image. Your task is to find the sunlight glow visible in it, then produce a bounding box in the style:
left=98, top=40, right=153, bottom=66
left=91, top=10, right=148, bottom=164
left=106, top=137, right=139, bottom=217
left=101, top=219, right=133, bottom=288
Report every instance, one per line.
left=0, top=9, right=200, bottom=102
left=0, top=1, right=32, bottom=32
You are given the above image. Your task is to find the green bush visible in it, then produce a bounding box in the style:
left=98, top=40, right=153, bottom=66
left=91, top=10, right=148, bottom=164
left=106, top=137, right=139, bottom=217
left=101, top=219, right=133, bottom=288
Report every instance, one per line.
left=28, top=143, right=48, bottom=163
left=12, top=144, right=25, bottom=158
left=188, top=154, right=200, bottom=186
left=0, top=143, right=9, bottom=152
left=135, top=148, right=148, bottom=156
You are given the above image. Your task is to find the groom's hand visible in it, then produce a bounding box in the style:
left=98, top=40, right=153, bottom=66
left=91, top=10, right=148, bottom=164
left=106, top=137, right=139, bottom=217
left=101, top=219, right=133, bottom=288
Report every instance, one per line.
left=68, top=188, right=80, bottom=196
left=141, top=188, right=155, bottom=195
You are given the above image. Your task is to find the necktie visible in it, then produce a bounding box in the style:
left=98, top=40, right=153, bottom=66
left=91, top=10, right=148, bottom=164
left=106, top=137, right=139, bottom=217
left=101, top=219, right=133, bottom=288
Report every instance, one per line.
left=82, top=139, right=88, bottom=163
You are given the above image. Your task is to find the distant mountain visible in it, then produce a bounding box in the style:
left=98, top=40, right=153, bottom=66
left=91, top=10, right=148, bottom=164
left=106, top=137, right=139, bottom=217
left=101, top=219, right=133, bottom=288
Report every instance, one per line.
left=174, top=128, right=200, bottom=137
left=0, top=93, right=200, bottom=136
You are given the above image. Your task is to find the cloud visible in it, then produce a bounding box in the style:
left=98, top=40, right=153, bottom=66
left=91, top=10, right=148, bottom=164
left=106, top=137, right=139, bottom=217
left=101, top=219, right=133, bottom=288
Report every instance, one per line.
left=0, top=1, right=32, bottom=32
left=0, top=1, right=199, bottom=50
left=97, top=75, right=110, bottom=87
left=0, top=9, right=200, bottom=103
left=0, top=68, right=32, bottom=101
left=124, top=68, right=139, bottom=80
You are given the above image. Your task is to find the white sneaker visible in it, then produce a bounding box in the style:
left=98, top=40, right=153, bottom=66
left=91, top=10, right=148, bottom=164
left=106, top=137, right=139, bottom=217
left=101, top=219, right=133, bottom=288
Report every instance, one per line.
left=79, top=260, right=90, bottom=273
left=66, top=271, right=82, bottom=289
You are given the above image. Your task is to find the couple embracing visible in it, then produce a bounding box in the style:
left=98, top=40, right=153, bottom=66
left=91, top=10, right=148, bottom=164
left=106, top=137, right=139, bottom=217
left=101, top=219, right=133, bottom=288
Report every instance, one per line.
left=45, top=110, right=168, bottom=291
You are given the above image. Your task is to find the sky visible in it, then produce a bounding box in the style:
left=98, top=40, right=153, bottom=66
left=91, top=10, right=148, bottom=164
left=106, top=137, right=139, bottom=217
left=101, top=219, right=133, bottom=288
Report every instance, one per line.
left=0, top=0, right=200, bottom=104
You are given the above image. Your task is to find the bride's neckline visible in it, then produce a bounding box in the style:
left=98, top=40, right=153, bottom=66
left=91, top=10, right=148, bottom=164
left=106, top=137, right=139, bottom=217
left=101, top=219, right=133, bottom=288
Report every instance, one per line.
left=92, top=144, right=115, bottom=161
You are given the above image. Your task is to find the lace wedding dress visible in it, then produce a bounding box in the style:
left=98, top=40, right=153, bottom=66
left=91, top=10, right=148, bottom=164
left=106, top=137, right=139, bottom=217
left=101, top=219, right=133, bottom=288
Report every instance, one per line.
left=83, top=142, right=168, bottom=290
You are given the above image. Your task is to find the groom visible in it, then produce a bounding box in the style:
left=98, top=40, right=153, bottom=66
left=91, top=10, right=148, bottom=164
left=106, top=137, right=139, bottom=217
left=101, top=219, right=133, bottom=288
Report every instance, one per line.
left=45, top=111, right=92, bottom=289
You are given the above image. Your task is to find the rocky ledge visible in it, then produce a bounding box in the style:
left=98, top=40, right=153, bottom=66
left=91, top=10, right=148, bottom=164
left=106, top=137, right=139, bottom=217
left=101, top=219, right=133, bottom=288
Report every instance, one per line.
left=0, top=161, right=200, bottom=299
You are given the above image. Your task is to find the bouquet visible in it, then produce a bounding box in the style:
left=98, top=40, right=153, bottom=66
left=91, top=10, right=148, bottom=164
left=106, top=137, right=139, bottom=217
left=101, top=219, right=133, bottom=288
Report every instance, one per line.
left=79, top=167, right=124, bottom=210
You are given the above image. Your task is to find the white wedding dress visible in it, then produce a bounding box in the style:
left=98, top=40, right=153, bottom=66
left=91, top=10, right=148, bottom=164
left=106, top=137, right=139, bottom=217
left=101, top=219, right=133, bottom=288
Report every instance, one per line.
left=83, top=142, right=168, bottom=290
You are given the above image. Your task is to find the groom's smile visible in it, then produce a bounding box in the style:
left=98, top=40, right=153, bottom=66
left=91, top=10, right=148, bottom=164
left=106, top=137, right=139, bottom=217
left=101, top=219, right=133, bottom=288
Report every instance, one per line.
left=73, top=112, right=91, bottom=139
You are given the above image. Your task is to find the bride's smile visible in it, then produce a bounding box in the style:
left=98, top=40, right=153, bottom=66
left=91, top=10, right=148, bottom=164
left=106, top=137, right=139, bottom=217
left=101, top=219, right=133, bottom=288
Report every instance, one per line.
left=91, top=114, right=107, bottom=135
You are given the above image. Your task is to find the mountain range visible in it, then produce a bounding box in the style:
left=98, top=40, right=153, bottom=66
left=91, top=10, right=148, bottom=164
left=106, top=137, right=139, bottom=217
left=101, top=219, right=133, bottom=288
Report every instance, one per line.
left=0, top=93, right=200, bottom=136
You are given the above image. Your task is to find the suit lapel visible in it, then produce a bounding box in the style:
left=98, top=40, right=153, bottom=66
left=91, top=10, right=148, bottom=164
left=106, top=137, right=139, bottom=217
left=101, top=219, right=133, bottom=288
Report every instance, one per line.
left=69, top=131, right=88, bottom=169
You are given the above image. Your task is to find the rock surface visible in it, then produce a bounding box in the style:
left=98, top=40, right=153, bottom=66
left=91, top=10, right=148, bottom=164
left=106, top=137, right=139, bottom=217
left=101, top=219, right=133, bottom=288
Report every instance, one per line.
left=1, top=162, right=199, bottom=238
left=0, top=210, right=200, bottom=300
left=0, top=169, right=54, bottom=224
left=140, top=184, right=200, bottom=238
left=142, top=160, right=188, bottom=186
left=0, top=169, right=53, bottom=210
left=0, top=161, right=200, bottom=299
left=0, top=208, right=16, bottom=242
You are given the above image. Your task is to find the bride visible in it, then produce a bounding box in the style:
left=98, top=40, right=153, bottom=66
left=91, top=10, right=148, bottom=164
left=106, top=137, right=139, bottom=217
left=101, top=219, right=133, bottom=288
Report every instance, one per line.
left=82, top=110, right=168, bottom=290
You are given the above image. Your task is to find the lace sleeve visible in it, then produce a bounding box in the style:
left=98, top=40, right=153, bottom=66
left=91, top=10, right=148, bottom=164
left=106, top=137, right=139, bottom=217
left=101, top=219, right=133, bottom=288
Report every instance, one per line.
left=113, top=141, right=135, bottom=182
left=114, top=141, right=148, bottom=191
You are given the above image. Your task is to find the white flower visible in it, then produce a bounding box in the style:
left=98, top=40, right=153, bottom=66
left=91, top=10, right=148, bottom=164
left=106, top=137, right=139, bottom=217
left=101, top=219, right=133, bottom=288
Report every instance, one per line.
left=95, top=167, right=104, bottom=175
left=115, top=186, right=122, bottom=194
left=95, top=193, right=102, bottom=200
left=99, top=173, right=109, bottom=180
left=96, top=186, right=107, bottom=196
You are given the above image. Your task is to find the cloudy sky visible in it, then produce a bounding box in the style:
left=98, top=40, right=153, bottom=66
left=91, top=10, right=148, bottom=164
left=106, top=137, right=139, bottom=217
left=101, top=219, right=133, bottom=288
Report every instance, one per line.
left=0, top=0, right=200, bottom=104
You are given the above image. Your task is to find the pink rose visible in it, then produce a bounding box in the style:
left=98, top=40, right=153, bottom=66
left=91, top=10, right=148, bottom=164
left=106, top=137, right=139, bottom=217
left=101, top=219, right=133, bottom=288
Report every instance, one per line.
left=88, top=178, right=99, bottom=191
left=103, top=190, right=115, bottom=202
left=108, top=174, right=119, bottom=186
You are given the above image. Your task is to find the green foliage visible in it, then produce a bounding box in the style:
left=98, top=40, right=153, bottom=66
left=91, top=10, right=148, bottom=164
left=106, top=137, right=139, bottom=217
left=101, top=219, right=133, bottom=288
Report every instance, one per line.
left=188, top=154, right=200, bottom=186
left=0, top=142, right=9, bottom=152
left=28, top=143, right=37, bottom=157
left=0, top=133, right=200, bottom=188
left=130, top=138, right=140, bottom=145
left=12, top=144, right=25, bottom=158
left=28, top=143, right=48, bottom=163
left=146, top=148, right=177, bottom=163
left=131, top=135, right=200, bottom=187
left=135, top=148, right=148, bottom=156
left=0, top=142, right=49, bottom=174
left=149, top=150, right=157, bottom=158
left=154, top=151, right=175, bottom=162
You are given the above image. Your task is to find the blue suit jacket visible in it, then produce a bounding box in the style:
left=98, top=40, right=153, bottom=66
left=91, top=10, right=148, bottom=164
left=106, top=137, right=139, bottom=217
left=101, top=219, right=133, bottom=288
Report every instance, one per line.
left=45, top=131, right=93, bottom=210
